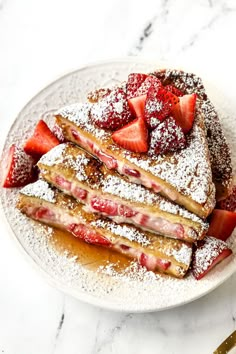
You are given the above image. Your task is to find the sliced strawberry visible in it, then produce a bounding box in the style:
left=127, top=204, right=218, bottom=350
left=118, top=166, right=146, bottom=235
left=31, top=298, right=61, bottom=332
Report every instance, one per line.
left=192, top=236, right=232, bottom=280
left=1, top=144, right=36, bottom=188
left=128, top=94, right=146, bottom=119
left=207, top=209, right=236, bottom=241
left=24, top=120, right=60, bottom=158
left=68, top=223, right=111, bottom=246
left=112, top=117, right=148, bottom=153
left=165, top=84, right=184, bottom=97
left=127, top=73, right=148, bottom=99
left=145, top=87, right=179, bottom=129
left=90, top=197, right=118, bottom=216
left=217, top=186, right=236, bottom=212
left=148, top=117, right=186, bottom=156
left=90, top=87, right=133, bottom=130
left=172, top=93, right=197, bottom=133
left=135, top=76, right=162, bottom=96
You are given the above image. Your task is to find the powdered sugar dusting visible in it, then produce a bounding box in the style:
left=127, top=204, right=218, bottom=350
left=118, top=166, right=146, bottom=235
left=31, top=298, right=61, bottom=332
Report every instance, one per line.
left=56, top=103, right=109, bottom=140
left=38, top=144, right=66, bottom=166
left=166, top=243, right=192, bottom=266
left=91, top=219, right=150, bottom=246
left=20, top=179, right=56, bottom=203
left=192, top=236, right=231, bottom=278
left=39, top=143, right=89, bottom=182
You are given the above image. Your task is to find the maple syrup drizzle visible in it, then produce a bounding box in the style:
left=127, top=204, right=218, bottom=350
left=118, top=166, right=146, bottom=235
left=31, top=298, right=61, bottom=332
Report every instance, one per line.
left=50, top=227, right=132, bottom=272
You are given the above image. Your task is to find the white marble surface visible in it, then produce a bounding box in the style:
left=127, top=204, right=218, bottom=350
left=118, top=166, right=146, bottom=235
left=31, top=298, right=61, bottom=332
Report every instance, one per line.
left=1, top=0, right=236, bottom=353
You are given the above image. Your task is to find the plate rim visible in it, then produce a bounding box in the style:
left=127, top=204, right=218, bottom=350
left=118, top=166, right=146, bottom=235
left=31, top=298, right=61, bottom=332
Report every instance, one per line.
left=1, top=57, right=235, bottom=313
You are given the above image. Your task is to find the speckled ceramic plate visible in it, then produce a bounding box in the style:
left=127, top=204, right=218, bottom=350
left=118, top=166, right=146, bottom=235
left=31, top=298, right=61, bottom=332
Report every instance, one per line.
left=0, top=59, right=236, bottom=312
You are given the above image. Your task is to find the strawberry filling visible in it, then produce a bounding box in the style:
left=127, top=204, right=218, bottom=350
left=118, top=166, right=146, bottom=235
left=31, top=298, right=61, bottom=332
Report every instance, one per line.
left=123, top=166, right=141, bottom=178
left=139, top=253, right=171, bottom=271
left=51, top=170, right=194, bottom=241
left=68, top=223, right=111, bottom=246
left=25, top=203, right=173, bottom=273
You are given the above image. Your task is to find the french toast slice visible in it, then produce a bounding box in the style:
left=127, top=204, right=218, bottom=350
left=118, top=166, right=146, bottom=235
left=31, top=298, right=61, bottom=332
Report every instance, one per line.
left=37, top=143, right=208, bottom=243
left=55, top=99, right=215, bottom=218
left=151, top=69, right=233, bottom=201
left=17, top=180, right=193, bottom=278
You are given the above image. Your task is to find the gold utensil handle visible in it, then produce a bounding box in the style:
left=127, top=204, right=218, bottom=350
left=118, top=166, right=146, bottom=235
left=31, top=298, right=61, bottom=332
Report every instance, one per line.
left=214, top=330, right=236, bottom=353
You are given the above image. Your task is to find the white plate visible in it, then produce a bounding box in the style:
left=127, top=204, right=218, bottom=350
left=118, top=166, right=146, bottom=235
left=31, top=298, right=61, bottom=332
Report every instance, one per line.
left=0, top=59, right=236, bottom=312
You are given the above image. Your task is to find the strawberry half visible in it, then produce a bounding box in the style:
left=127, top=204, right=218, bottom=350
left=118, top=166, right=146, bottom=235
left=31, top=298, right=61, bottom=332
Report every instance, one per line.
left=135, top=75, right=162, bottom=96
left=24, top=120, right=60, bottom=158
left=164, top=84, right=184, bottom=97
left=207, top=209, right=236, bottom=241
left=128, top=94, right=146, bottom=119
left=192, top=236, right=232, bottom=280
left=1, top=144, right=36, bottom=188
left=172, top=93, right=197, bottom=133
left=217, top=186, right=236, bottom=212
left=127, top=73, right=148, bottom=99
left=148, top=117, right=186, bottom=156
left=145, top=87, right=179, bottom=129
left=112, top=117, right=148, bottom=153
left=90, top=87, right=133, bottom=130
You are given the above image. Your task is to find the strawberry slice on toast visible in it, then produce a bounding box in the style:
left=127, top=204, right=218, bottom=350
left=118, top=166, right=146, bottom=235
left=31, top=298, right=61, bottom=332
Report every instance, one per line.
left=148, top=117, right=186, bottom=155
left=207, top=209, right=236, bottom=241
left=112, top=117, right=148, bottom=153
left=172, top=93, right=197, bottom=133
left=145, top=86, right=179, bottom=129
left=90, top=87, right=133, bottom=130
left=1, top=144, right=36, bottom=188
left=127, top=73, right=148, bottom=99
left=192, top=236, right=232, bottom=280
left=24, top=120, right=60, bottom=158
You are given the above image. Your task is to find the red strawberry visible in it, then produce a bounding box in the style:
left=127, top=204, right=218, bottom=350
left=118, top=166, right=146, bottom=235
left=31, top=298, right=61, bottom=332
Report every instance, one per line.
left=128, top=94, right=146, bottom=119
left=90, top=88, right=133, bottom=130
left=207, top=209, right=236, bottom=241
left=135, top=76, right=162, bottom=96
left=68, top=223, right=111, bottom=246
left=112, top=117, right=148, bottom=153
left=172, top=93, right=197, bottom=133
left=192, top=236, right=232, bottom=280
left=148, top=117, right=186, bottom=156
left=145, top=87, right=179, bottom=129
left=165, top=84, right=184, bottom=97
left=1, top=144, right=36, bottom=188
left=217, top=186, right=236, bottom=212
left=127, top=73, right=148, bottom=99
left=90, top=197, right=118, bottom=216
left=24, top=120, right=60, bottom=158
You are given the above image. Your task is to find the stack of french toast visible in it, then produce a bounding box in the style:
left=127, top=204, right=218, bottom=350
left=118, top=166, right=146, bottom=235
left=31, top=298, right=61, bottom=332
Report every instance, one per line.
left=3, top=68, right=236, bottom=280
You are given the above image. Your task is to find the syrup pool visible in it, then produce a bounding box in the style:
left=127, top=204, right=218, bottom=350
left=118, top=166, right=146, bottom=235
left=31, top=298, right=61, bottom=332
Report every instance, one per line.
left=50, top=227, right=132, bottom=272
